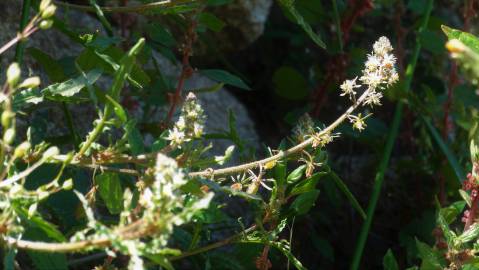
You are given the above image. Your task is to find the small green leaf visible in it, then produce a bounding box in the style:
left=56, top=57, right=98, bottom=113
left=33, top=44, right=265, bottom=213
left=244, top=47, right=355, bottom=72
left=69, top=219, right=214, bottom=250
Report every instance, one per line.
left=124, top=120, right=145, bottom=155
left=193, top=83, right=224, bottom=93
left=277, top=0, right=326, bottom=49
left=289, top=189, right=319, bottom=215
left=270, top=241, right=307, bottom=270
left=3, top=249, right=16, bottom=270
left=275, top=161, right=287, bottom=186
left=199, top=12, right=226, bottom=32
left=287, top=165, right=307, bottom=184
left=200, top=69, right=251, bottom=90
left=95, top=172, right=123, bottom=214
left=416, top=238, right=445, bottom=269
left=383, top=249, right=399, bottom=270
left=105, top=94, right=128, bottom=123
left=289, top=172, right=326, bottom=196
left=27, top=48, right=66, bottom=82
left=42, top=69, right=102, bottom=98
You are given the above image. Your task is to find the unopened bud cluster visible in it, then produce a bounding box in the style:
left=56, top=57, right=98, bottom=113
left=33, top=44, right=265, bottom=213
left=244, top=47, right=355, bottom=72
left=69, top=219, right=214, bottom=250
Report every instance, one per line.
left=39, top=0, right=56, bottom=29
left=166, top=92, right=205, bottom=147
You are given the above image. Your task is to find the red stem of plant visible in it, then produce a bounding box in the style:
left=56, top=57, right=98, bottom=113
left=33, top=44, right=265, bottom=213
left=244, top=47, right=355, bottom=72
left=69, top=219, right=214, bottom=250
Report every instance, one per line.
left=164, top=19, right=197, bottom=125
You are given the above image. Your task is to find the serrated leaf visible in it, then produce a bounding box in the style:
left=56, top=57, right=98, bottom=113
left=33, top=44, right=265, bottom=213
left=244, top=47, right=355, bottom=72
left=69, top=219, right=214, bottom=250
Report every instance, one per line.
left=200, top=69, right=250, bottom=90
left=95, top=172, right=123, bottom=214
left=278, top=0, right=326, bottom=49
left=42, top=69, right=102, bottom=98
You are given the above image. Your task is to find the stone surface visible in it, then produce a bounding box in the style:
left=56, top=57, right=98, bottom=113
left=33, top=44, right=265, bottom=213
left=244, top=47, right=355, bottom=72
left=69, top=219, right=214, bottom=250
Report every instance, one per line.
left=212, top=0, right=273, bottom=50
left=0, top=0, right=260, bottom=157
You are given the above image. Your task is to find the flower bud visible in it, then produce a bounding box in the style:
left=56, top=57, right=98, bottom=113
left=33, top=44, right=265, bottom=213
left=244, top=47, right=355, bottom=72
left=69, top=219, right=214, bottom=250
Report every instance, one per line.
left=39, top=0, right=52, bottom=11
left=42, top=146, right=59, bottom=159
left=18, top=76, right=41, bottom=89
left=39, top=20, right=53, bottom=30
left=7, top=63, right=21, bottom=88
left=1, top=111, right=14, bottom=128
left=14, top=142, right=31, bottom=158
left=3, top=128, right=15, bottom=145
left=446, top=39, right=466, bottom=54
left=62, top=179, right=73, bottom=190
left=28, top=203, right=38, bottom=217
left=41, top=4, right=56, bottom=19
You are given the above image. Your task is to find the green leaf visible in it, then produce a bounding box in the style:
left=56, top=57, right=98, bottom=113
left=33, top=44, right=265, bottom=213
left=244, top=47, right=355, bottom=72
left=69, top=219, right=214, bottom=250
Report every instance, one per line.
left=329, top=171, right=367, bottom=220
left=199, top=12, right=226, bottom=32
left=95, top=172, right=123, bottom=214
left=42, top=69, right=102, bottom=98
left=23, top=227, right=68, bottom=270
left=457, top=223, right=479, bottom=245
left=289, top=172, right=327, bottom=196
left=13, top=204, right=66, bottom=242
left=423, top=117, right=464, bottom=184
left=13, top=88, right=44, bottom=109
left=440, top=201, right=466, bottom=224
left=383, top=249, right=399, bottom=270
left=416, top=238, right=445, bottom=270
left=275, top=161, right=287, bottom=186
left=27, top=48, right=66, bottom=82
left=145, top=254, right=175, bottom=270
left=124, top=120, right=145, bottom=155
left=289, top=189, right=319, bottom=215
left=147, top=23, right=177, bottom=47
left=277, top=0, right=326, bottom=49
left=105, top=94, right=128, bottom=123
left=442, top=25, right=479, bottom=54
left=193, top=83, right=224, bottom=93
left=287, top=165, right=307, bottom=184
left=273, top=66, right=309, bottom=100
left=200, top=69, right=251, bottom=90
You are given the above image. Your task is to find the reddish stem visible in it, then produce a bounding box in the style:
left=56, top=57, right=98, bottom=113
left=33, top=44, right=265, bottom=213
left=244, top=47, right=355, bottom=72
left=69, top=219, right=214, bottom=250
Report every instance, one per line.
left=465, top=194, right=479, bottom=231
left=164, top=19, right=198, bottom=125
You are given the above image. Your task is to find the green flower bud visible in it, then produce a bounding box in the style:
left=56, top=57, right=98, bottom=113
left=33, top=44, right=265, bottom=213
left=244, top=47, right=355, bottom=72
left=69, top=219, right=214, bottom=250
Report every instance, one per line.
left=39, top=0, right=52, bottom=12
left=42, top=146, right=59, bottom=159
left=18, top=76, right=41, bottom=89
left=3, top=128, right=15, bottom=145
left=7, top=63, right=21, bottom=88
left=62, top=179, right=73, bottom=190
left=28, top=203, right=38, bottom=217
left=14, top=142, right=31, bottom=158
left=41, top=5, right=56, bottom=19
left=39, top=20, right=53, bottom=30
left=1, top=111, right=14, bottom=128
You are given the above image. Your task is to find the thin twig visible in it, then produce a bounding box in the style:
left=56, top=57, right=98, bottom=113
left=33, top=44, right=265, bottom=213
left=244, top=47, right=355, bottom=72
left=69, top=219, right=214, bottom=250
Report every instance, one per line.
left=54, top=0, right=198, bottom=14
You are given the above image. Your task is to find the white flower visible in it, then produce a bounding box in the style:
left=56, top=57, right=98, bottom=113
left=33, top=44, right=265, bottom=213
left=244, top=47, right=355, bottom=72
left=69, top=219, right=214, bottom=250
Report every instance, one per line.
left=364, top=91, right=383, bottom=107
left=166, top=127, right=185, bottom=145
left=348, top=113, right=371, bottom=132
left=373, top=36, right=393, bottom=56
left=340, top=77, right=360, bottom=99
left=365, top=54, right=381, bottom=72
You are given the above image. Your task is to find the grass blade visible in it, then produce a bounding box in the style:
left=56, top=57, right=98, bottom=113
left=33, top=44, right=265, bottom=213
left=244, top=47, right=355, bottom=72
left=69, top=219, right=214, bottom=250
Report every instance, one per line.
left=349, top=0, right=434, bottom=269
left=330, top=171, right=366, bottom=220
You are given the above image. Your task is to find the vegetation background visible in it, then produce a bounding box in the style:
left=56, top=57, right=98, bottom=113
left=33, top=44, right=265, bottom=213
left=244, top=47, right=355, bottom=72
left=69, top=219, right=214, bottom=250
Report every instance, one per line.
left=1, top=0, right=479, bottom=269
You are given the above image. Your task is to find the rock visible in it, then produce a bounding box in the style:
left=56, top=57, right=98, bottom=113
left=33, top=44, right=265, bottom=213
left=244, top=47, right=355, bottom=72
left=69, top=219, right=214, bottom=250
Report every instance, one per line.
left=211, top=0, right=273, bottom=50
left=0, top=0, right=260, bottom=158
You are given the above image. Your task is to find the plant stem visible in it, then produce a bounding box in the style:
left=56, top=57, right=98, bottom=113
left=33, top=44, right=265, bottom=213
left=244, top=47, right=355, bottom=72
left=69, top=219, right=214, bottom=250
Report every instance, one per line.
left=349, top=1, right=434, bottom=269
left=54, top=0, right=198, bottom=14
left=15, top=0, right=32, bottom=63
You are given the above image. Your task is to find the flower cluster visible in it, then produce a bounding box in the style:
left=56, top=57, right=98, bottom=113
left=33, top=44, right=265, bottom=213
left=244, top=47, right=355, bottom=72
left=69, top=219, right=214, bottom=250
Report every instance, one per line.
left=339, top=36, right=399, bottom=107
left=166, top=92, right=205, bottom=147
left=140, top=154, right=213, bottom=246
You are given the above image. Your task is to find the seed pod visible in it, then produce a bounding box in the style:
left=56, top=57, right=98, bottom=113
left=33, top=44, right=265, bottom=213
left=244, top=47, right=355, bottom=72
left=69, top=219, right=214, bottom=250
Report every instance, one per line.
left=3, top=128, right=15, bottom=145
left=7, top=63, right=21, bottom=88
